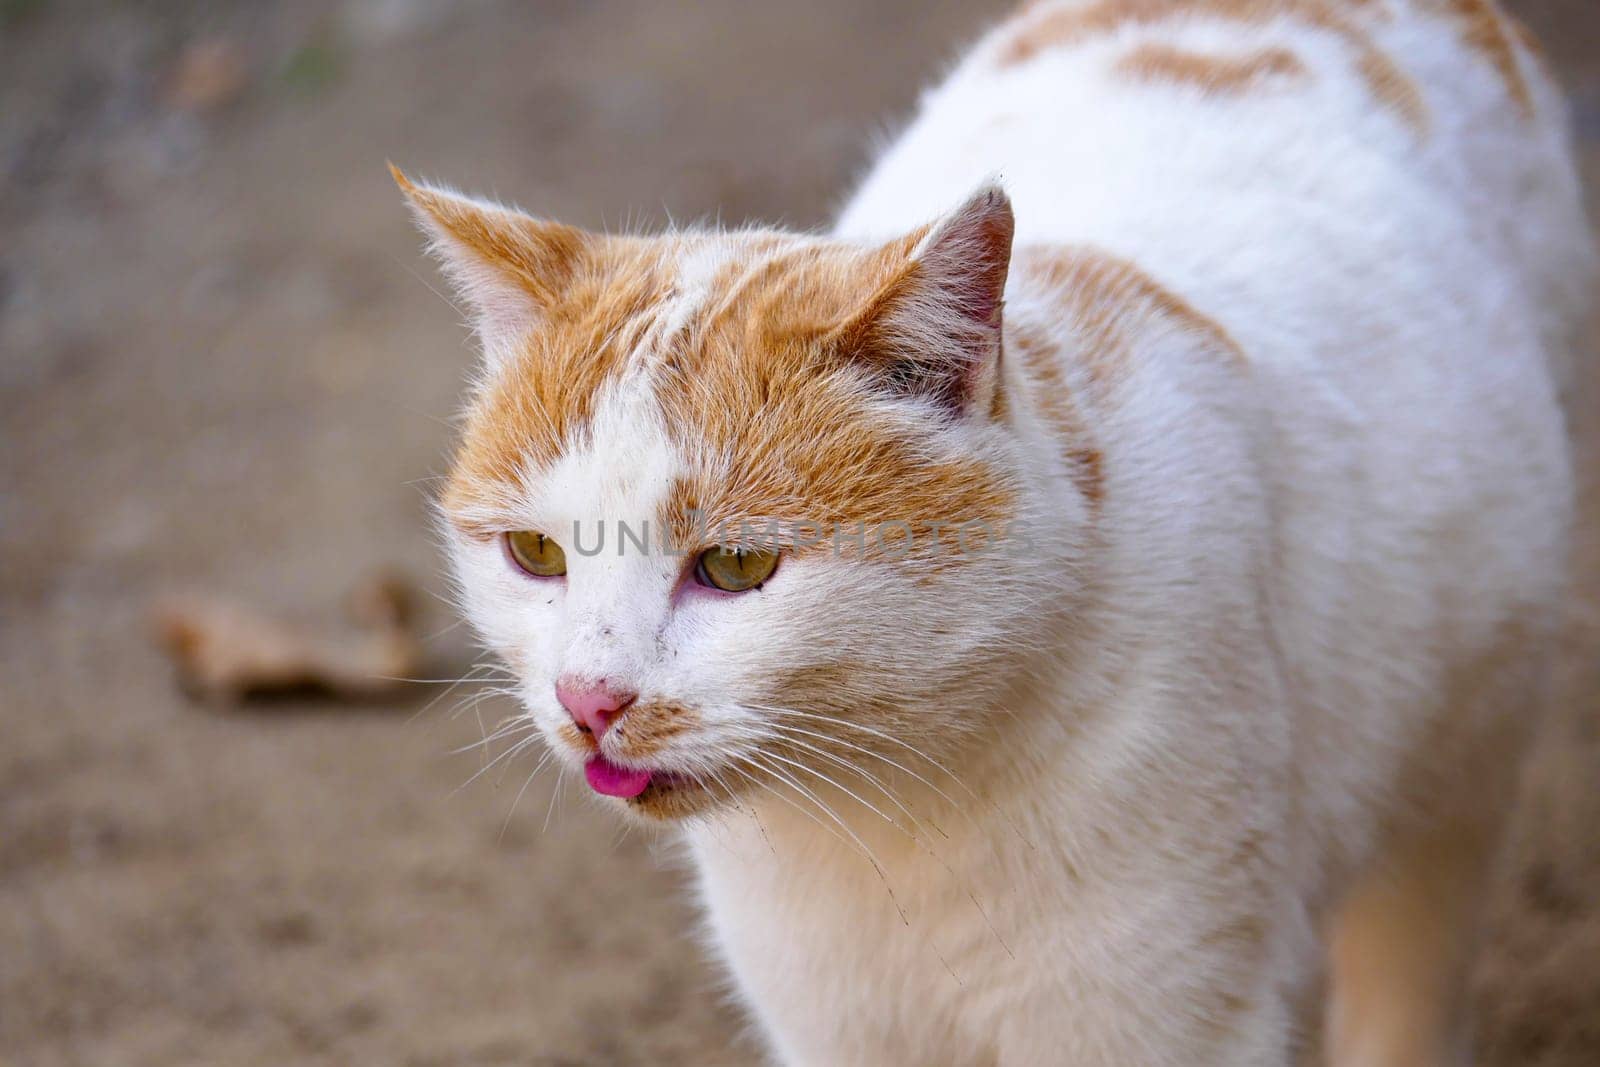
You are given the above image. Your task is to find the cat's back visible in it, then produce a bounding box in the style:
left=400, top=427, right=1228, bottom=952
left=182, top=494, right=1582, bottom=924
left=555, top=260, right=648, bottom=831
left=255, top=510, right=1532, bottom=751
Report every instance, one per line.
left=839, top=0, right=1589, bottom=764
left=841, top=0, right=1587, bottom=591
left=841, top=0, right=1577, bottom=224
left=839, top=0, right=1592, bottom=386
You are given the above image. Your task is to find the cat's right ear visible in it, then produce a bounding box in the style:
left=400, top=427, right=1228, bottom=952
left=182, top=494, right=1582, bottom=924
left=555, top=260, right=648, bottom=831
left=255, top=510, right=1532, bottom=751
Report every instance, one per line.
left=391, top=164, right=588, bottom=368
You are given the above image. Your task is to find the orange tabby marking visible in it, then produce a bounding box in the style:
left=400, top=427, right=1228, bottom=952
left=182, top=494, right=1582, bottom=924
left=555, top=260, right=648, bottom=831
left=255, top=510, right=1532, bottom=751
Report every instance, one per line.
left=442, top=241, right=679, bottom=528
left=1112, top=43, right=1310, bottom=95
left=614, top=701, right=700, bottom=760
left=434, top=223, right=1019, bottom=559
left=1420, top=0, right=1533, bottom=114
left=1017, top=245, right=1247, bottom=384
left=998, top=0, right=1427, bottom=133
left=1009, top=322, right=1106, bottom=508
left=1010, top=246, right=1243, bottom=510
left=653, top=240, right=1018, bottom=564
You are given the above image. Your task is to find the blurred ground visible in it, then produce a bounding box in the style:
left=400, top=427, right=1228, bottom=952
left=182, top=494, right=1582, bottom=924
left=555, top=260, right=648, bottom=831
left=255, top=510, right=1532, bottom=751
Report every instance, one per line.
left=0, top=2, right=1596, bottom=1064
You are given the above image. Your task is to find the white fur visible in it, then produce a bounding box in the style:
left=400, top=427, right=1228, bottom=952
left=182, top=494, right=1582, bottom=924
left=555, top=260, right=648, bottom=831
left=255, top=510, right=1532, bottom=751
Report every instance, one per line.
left=437, top=3, right=1593, bottom=1064
left=701, top=7, right=1591, bottom=1066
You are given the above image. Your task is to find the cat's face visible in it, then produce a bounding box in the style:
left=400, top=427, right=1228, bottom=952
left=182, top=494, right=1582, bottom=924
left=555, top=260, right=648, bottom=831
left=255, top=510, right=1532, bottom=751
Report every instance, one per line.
left=400, top=170, right=1053, bottom=821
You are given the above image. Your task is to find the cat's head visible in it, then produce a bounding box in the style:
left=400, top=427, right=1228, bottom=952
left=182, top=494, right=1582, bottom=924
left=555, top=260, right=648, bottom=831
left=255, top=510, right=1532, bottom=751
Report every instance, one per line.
left=399, top=167, right=1068, bottom=821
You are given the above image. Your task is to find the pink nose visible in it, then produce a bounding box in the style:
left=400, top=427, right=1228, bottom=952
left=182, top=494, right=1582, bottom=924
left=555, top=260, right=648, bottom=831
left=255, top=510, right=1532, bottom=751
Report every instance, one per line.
left=555, top=677, right=637, bottom=738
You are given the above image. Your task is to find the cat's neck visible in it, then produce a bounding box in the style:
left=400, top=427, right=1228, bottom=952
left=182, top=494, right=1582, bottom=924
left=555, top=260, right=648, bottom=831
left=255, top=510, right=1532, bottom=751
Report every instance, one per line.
left=722, top=636, right=1117, bottom=869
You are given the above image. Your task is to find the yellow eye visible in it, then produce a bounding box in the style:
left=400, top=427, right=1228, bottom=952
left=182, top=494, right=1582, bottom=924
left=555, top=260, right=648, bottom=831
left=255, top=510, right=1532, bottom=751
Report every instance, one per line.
left=505, top=531, right=567, bottom=578
left=695, top=546, right=780, bottom=593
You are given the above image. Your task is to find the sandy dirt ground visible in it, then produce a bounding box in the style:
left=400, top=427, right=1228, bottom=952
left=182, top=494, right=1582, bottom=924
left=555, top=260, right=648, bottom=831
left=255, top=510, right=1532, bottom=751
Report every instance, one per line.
left=1, top=2, right=1597, bottom=1064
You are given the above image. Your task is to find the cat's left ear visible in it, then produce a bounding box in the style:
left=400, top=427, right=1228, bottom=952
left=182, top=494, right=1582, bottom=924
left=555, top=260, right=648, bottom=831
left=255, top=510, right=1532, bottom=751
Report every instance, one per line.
left=838, top=183, right=1014, bottom=419
left=391, top=164, right=589, bottom=368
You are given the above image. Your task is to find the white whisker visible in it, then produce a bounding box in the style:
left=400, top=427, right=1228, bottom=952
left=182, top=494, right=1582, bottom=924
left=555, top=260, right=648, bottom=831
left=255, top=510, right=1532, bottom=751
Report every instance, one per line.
left=499, top=748, right=555, bottom=842
left=740, top=752, right=910, bottom=927
left=754, top=704, right=1036, bottom=851
left=452, top=732, right=544, bottom=794
left=763, top=723, right=949, bottom=842
left=542, top=765, right=566, bottom=834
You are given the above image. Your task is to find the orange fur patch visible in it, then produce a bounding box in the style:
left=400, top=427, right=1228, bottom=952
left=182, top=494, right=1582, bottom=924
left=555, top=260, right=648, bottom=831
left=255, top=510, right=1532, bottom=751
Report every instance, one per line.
left=997, top=0, right=1427, bottom=133
left=1112, top=43, right=1309, bottom=95
left=441, top=237, right=679, bottom=530
left=1007, top=246, right=1245, bottom=513
left=614, top=701, right=699, bottom=760
left=434, top=217, right=1018, bottom=562
left=1507, top=13, right=1544, bottom=62
left=651, top=237, right=1018, bottom=565
left=1015, top=245, right=1247, bottom=384
left=1009, top=321, right=1106, bottom=509
left=392, top=165, right=591, bottom=310
left=1420, top=0, right=1533, bottom=115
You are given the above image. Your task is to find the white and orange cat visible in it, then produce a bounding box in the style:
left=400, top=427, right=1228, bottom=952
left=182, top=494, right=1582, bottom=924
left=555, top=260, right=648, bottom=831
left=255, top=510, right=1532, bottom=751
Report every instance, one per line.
left=397, top=1, right=1593, bottom=1063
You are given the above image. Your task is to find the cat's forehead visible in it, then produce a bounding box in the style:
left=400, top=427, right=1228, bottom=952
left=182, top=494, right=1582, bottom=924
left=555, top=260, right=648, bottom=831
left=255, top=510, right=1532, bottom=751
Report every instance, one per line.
left=536, top=365, right=681, bottom=531
left=440, top=230, right=1013, bottom=547
left=442, top=234, right=876, bottom=497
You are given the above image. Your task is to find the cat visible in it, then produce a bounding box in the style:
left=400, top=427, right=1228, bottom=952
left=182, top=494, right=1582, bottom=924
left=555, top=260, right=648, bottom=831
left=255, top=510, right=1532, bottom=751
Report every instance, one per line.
left=396, top=1, right=1594, bottom=1063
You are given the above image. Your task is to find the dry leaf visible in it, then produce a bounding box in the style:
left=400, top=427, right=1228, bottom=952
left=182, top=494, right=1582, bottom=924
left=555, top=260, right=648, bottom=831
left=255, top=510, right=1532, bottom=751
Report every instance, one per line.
left=151, top=573, right=422, bottom=704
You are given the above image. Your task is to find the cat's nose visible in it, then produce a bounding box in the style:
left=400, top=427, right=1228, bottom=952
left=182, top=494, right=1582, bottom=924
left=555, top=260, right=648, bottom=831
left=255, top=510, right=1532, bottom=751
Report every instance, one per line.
left=555, top=676, right=637, bottom=738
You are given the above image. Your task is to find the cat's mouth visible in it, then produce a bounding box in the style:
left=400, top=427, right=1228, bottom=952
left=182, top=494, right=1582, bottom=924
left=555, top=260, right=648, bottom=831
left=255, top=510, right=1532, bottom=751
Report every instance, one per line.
left=582, top=754, right=717, bottom=818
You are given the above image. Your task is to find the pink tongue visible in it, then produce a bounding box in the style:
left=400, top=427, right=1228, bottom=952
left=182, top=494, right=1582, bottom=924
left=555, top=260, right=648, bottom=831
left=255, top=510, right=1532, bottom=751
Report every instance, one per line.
left=584, top=756, right=653, bottom=798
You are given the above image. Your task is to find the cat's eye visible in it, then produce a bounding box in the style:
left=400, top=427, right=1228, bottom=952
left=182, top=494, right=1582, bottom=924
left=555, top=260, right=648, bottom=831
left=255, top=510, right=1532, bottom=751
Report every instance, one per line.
left=505, top=531, right=567, bottom=578
left=695, top=546, right=780, bottom=593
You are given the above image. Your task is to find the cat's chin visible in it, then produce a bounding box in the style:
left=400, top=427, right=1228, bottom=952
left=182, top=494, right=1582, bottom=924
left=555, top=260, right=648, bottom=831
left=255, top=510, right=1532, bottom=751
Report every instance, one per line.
left=620, top=772, right=728, bottom=821
left=581, top=755, right=733, bottom=821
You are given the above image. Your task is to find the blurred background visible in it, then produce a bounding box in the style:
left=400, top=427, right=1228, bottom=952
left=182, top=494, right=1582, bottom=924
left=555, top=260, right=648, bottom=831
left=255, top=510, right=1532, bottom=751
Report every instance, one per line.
left=1, top=1, right=1597, bottom=1064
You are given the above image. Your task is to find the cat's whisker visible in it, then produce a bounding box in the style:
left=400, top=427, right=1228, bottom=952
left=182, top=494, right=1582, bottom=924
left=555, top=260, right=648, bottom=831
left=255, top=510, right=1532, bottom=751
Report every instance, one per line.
left=499, top=748, right=556, bottom=842
left=760, top=727, right=943, bottom=845
left=448, top=714, right=533, bottom=755
left=698, top=764, right=739, bottom=808
left=422, top=587, right=459, bottom=610
left=757, top=749, right=919, bottom=844
left=739, top=752, right=910, bottom=927
left=391, top=253, right=467, bottom=318
left=406, top=661, right=508, bottom=726
left=747, top=802, right=777, bottom=856
left=417, top=616, right=468, bottom=643
left=756, top=708, right=972, bottom=789
left=446, top=684, right=518, bottom=718
left=756, top=726, right=1012, bottom=960
left=440, top=694, right=497, bottom=736
left=488, top=733, right=546, bottom=785
left=476, top=717, right=540, bottom=754
left=444, top=689, right=515, bottom=762
left=452, top=731, right=545, bottom=794
left=964, top=888, right=1015, bottom=962
left=607, top=817, right=633, bottom=855
left=468, top=697, right=491, bottom=765
left=757, top=704, right=1037, bottom=851
left=541, top=765, right=567, bottom=835
left=381, top=668, right=510, bottom=685
left=707, top=766, right=778, bottom=855
left=722, top=762, right=871, bottom=871
left=732, top=764, right=966, bottom=991
left=763, top=722, right=950, bottom=840
left=443, top=681, right=518, bottom=712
